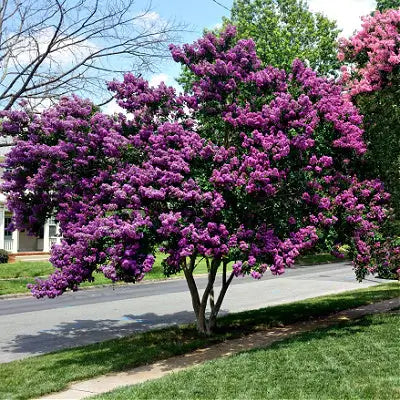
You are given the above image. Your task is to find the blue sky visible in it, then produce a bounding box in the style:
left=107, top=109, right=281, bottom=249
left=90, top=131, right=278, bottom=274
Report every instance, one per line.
left=149, top=0, right=231, bottom=88
left=151, top=0, right=230, bottom=84
left=105, top=0, right=377, bottom=113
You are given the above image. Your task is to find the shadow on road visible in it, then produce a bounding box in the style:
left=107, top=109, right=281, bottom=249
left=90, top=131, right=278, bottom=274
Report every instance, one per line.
left=2, top=309, right=208, bottom=359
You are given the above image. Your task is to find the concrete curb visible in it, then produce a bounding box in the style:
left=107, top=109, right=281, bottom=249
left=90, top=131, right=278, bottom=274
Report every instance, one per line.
left=36, top=297, right=400, bottom=400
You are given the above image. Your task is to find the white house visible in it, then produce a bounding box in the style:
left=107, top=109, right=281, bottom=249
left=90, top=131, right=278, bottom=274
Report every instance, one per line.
left=0, top=146, right=62, bottom=255
left=0, top=193, right=61, bottom=254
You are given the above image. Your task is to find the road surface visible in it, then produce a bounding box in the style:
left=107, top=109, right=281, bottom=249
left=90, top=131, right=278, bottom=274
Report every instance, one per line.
left=0, top=262, right=386, bottom=363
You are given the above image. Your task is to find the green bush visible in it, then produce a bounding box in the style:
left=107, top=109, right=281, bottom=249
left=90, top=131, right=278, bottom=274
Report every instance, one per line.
left=0, top=249, right=9, bottom=264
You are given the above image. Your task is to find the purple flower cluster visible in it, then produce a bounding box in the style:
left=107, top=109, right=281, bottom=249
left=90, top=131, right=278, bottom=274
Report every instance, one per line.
left=0, top=26, right=393, bottom=298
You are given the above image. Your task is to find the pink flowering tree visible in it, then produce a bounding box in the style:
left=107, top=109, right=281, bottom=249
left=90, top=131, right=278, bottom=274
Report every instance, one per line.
left=0, top=27, right=393, bottom=334
left=339, top=8, right=400, bottom=261
left=338, top=8, right=400, bottom=96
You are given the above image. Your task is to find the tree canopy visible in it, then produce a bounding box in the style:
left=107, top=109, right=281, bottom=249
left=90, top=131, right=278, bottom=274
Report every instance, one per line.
left=227, top=0, right=340, bottom=75
left=376, top=0, right=400, bottom=12
left=339, top=8, right=400, bottom=214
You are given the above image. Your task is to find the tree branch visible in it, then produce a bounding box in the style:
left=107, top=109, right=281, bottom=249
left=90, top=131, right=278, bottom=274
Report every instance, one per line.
left=0, top=0, right=186, bottom=110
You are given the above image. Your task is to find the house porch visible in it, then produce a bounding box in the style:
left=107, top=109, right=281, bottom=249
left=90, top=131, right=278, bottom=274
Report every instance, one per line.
left=0, top=208, right=60, bottom=254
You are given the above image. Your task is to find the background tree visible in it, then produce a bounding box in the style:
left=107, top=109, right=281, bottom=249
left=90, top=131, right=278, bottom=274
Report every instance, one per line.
left=339, top=8, right=400, bottom=214
left=0, top=0, right=184, bottom=111
left=1, top=27, right=394, bottom=335
left=376, top=0, right=400, bottom=11
left=227, top=0, right=340, bottom=75
left=179, top=0, right=340, bottom=92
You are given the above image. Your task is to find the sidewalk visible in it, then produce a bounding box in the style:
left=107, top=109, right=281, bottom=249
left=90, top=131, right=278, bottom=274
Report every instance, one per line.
left=37, top=297, right=400, bottom=400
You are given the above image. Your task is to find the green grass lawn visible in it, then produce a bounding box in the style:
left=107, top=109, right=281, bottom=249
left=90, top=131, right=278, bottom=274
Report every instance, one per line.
left=0, top=256, right=211, bottom=296
left=0, top=283, right=398, bottom=400
left=296, top=252, right=343, bottom=265
left=0, top=261, right=54, bottom=279
left=96, top=311, right=400, bottom=400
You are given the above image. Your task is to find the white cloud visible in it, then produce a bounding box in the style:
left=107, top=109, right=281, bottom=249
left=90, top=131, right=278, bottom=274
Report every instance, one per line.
left=138, top=11, right=161, bottom=23
left=308, top=0, right=376, bottom=37
left=26, top=97, right=53, bottom=112
left=8, top=27, right=98, bottom=68
left=212, top=22, right=223, bottom=30
left=135, top=11, right=164, bottom=33
left=148, top=72, right=183, bottom=92
left=148, top=73, right=169, bottom=87
left=103, top=99, right=126, bottom=115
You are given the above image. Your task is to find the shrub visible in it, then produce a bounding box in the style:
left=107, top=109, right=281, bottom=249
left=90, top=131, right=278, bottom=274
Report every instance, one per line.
left=0, top=249, right=9, bottom=264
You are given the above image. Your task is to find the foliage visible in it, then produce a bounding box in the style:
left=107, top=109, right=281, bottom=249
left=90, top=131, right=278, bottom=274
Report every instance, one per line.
left=376, top=0, right=400, bottom=12
left=228, top=0, right=341, bottom=75
left=179, top=0, right=340, bottom=92
left=354, top=79, right=400, bottom=212
left=0, top=249, right=9, bottom=264
left=339, top=9, right=400, bottom=213
left=374, top=237, right=400, bottom=279
left=0, top=26, right=395, bottom=333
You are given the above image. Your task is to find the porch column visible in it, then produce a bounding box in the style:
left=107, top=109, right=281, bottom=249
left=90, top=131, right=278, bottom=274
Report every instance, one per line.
left=43, top=219, right=50, bottom=252
left=0, top=208, right=4, bottom=250
left=11, top=229, right=19, bottom=253
left=56, top=222, right=61, bottom=245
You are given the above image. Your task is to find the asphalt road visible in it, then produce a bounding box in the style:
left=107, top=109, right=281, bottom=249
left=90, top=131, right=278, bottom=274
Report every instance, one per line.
left=0, top=262, right=387, bottom=363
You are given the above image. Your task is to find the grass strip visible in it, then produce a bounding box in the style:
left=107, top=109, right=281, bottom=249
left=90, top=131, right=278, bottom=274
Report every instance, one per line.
left=0, top=253, right=338, bottom=296
left=0, top=282, right=398, bottom=400
left=296, top=252, right=343, bottom=265
left=0, top=262, right=53, bottom=279
left=96, top=311, right=400, bottom=400
left=0, top=257, right=211, bottom=295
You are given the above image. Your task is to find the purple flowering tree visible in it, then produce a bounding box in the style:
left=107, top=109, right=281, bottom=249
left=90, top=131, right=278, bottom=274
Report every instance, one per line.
left=0, top=26, right=393, bottom=334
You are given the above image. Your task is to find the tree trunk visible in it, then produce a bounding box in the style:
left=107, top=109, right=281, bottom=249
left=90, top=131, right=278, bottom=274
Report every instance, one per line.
left=184, top=257, right=235, bottom=335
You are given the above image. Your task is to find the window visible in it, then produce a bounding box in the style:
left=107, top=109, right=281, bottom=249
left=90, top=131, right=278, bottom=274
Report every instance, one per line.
left=4, top=216, right=12, bottom=238
left=49, top=225, right=57, bottom=237
left=49, top=216, right=57, bottom=225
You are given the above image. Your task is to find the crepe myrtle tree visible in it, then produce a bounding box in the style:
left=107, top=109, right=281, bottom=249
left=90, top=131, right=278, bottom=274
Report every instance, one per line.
left=0, top=26, right=394, bottom=334
left=337, top=8, right=400, bottom=278
left=339, top=8, right=400, bottom=216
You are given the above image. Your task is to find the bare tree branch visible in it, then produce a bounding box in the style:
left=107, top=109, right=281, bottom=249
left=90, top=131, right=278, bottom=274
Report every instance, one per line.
left=0, top=0, right=186, bottom=111
left=211, top=0, right=230, bottom=12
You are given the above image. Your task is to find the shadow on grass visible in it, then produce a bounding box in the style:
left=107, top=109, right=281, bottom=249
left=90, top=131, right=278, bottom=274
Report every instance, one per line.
left=218, top=286, right=400, bottom=331
left=0, top=320, right=219, bottom=400
left=134, top=310, right=399, bottom=374
left=238, top=310, right=399, bottom=358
